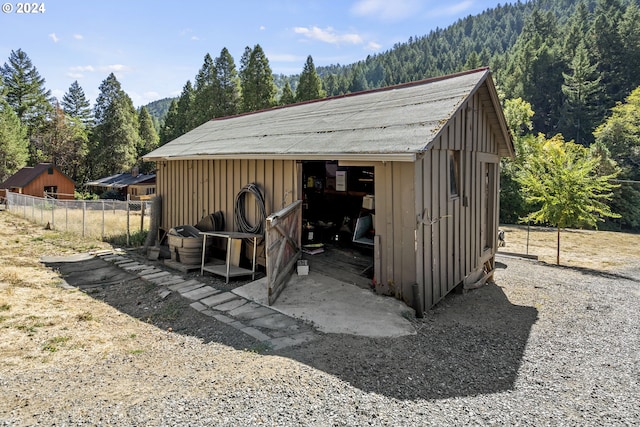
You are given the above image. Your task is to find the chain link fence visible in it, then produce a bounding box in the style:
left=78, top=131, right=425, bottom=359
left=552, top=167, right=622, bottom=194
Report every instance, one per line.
left=4, top=192, right=152, bottom=245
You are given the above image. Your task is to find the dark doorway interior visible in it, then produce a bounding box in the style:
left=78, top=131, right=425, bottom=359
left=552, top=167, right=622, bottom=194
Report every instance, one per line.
left=300, top=161, right=375, bottom=288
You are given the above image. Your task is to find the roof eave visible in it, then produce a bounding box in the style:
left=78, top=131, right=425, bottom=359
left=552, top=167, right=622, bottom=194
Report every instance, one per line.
left=144, top=152, right=418, bottom=162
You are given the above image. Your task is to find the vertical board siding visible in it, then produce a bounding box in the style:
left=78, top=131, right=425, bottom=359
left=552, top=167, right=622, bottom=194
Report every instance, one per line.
left=156, top=159, right=298, bottom=232
left=415, top=89, right=505, bottom=309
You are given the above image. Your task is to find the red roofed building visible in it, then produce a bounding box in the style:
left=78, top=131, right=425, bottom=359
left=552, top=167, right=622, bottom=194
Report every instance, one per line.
left=0, top=163, right=75, bottom=200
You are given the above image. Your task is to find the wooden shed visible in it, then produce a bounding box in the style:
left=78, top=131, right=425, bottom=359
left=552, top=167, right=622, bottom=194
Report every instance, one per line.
left=144, top=68, right=514, bottom=310
left=0, top=163, right=75, bottom=200
left=85, top=171, right=156, bottom=201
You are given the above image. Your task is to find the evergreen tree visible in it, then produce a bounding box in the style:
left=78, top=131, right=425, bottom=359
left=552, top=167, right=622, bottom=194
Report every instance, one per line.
left=618, top=3, right=640, bottom=96
left=61, top=80, right=93, bottom=127
left=590, top=0, right=626, bottom=108
left=91, top=73, right=140, bottom=178
left=593, top=86, right=640, bottom=229
left=213, top=47, right=241, bottom=117
left=0, top=49, right=52, bottom=131
left=137, top=107, right=159, bottom=174
left=560, top=41, right=602, bottom=146
left=296, top=56, right=325, bottom=102
left=190, top=54, right=216, bottom=127
left=159, top=99, right=179, bottom=145
left=279, top=80, right=295, bottom=105
left=0, top=97, right=28, bottom=182
left=239, top=44, right=275, bottom=113
left=175, top=80, right=194, bottom=134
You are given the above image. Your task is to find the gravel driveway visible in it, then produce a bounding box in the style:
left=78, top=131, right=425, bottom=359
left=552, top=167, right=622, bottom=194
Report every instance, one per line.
left=2, top=255, right=639, bottom=426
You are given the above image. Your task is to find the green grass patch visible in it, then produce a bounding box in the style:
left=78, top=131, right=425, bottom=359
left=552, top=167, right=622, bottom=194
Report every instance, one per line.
left=43, top=336, right=70, bottom=352
left=0, top=303, right=10, bottom=311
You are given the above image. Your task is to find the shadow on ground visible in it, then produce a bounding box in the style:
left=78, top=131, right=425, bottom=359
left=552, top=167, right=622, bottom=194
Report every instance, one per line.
left=44, top=254, right=538, bottom=401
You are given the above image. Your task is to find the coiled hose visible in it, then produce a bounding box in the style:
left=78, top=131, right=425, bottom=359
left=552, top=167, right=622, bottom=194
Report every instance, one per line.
left=234, top=183, right=266, bottom=243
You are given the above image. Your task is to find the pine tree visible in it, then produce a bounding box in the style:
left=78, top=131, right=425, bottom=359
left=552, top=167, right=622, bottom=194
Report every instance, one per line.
left=0, top=97, right=28, bottom=182
left=279, top=80, right=295, bottom=105
left=561, top=41, right=602, bottom=146
left=296, top=56, right=325, bottom=102
left=61, top=80, right=93, bottom=127
left=0, top=49, right=52, bottom=131
left=239, top=45, right=276, bottom=113
left=213, top=47, right=241, bottom=117
left=159, top=99, right=179, bottom=145
left=175, top=80, right=194, bottom=134
left=137, top=107, right=159, bottom=173
left=190, top=54, right=216, bottom=127
left=91, top=73, right=140, bottom=178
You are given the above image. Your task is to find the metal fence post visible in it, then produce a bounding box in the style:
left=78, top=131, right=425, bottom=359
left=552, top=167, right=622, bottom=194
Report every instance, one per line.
left=82, top=200, right=86, bottom=237
left=126, top=194, right=130, bottom=246
left=102, top=200, right=105, bottom=240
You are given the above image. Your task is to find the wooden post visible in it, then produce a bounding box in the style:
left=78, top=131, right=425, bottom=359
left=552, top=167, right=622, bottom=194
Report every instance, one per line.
left=126, top=194, right=131, bottom=246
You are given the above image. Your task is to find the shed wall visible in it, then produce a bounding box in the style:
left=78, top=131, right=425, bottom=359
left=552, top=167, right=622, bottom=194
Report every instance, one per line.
left=414, top=87, right=501, bottom=309
left=156, top=159, right=298, bottom=235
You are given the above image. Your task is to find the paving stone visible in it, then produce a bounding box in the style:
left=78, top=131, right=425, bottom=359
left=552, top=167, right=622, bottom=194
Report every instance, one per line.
left=140, top=271, right=171, bottom=280
left=121, top=263, right=150, bottom=272
left=232, top=305, right=276, bottom=321
left=228, top=301, right=262, bottom=317
left=211, top=298, right=246, bottom=312
left=268, top=331, right=318, bottom=350
left=180, top=286, right=219, bottom=301
left=137, top=268, right=161, bottom=277
left=241, top=327, right=271, bottom=342
left=228, top=320, right=247, bottom=330
left=200, top=309, right=217, bottom=317
left=200, top=292, right=237, bottom=307
left=168, top=279, right=202, bottom=292
left=189, top=301, right=207, bottom=312
left=151, top=275, right=185, bottom=286
left=158, top=290, right=172, bottom=299
left=212, top=314, right=234, bottom=324
left=248, top=313, right=300, bottom=331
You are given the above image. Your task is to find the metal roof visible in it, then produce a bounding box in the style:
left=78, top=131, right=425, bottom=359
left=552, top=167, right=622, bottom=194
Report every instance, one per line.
left=144, top=68, right=513, bottom=162
left=85, top=173, right=156, bottom=189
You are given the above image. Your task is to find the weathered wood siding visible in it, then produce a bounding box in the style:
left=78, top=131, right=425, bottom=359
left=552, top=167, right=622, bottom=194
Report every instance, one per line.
left=156, top=159, right=298, bottom=234
left=23, top=168, right=75, bottom=199
left=413, top=86, right=501, bottom=309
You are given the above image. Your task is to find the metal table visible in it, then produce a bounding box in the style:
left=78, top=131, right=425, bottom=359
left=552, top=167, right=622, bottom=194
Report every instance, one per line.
left=199, top=231, right=260, bottom=283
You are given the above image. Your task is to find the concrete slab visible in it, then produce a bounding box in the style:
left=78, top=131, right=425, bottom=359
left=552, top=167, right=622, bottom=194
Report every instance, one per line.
left=233, top=272, right=416, bottom=338
left=241, top=327, right=271, bottom=342
left=248, top=313, right=300, bottom=331
left=230, top=305, right=275, bottom=321
left=41, top=253, right=95, bottom=263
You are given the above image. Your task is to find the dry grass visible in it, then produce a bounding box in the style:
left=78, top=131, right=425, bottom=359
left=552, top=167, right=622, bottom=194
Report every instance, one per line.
left=498, top=224, right=640, bottom=270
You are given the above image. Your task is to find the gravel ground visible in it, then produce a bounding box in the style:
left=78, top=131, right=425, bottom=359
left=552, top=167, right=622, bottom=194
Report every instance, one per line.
left=1, top=254, right=639, bottom=426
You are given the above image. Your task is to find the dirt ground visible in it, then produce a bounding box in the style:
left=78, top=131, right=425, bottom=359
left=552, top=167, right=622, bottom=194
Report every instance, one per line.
left=1, top=211, right=640, bottom=424
left=498, top=224, right=640, bottom=270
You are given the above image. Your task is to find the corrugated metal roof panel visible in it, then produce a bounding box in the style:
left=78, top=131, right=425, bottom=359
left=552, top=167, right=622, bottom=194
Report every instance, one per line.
left=144, top=69, right=492, bottom=161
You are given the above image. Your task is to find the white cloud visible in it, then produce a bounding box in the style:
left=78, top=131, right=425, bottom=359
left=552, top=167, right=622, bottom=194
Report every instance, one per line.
left=351, top=0, right=421, bottom=22
left=48, top=33, right=60, bottom=43
left=294, top=26, right=363, bottom=45
left=70, top=65, right=95, bottom=72
left=66, top=72, right=84, bottom=79
left=260, top=25, right=266, bottom=31
left=73, top=34, right=83, bottom=40
left=366, top=41, right=382, bottom=51
left=102, top=64, right=132, bottom=73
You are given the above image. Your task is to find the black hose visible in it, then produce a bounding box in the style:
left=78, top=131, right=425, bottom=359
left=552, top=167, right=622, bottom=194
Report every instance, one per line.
left=234, top=183, right=266, bottom=242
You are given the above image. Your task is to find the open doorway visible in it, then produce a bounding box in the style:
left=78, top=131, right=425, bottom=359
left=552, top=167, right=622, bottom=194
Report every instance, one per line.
left=300, top=161, right=375, bottom=289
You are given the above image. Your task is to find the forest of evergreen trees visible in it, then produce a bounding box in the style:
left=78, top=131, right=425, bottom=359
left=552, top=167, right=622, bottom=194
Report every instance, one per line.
left=1, top=0, right=639, bottom=229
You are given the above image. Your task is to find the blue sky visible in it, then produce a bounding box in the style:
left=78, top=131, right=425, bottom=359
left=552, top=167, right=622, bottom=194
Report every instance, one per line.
left=1, top=0, right=501, bottom=107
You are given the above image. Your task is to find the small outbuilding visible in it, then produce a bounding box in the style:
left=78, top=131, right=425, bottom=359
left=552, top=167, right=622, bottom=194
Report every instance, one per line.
left=0, top=163, right=75, bottom=200
left=144, top=68, right=514, bottom=310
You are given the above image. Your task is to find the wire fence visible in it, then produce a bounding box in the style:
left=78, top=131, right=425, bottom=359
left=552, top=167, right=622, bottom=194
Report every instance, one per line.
left=4, top=192, right=152, bottom=245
